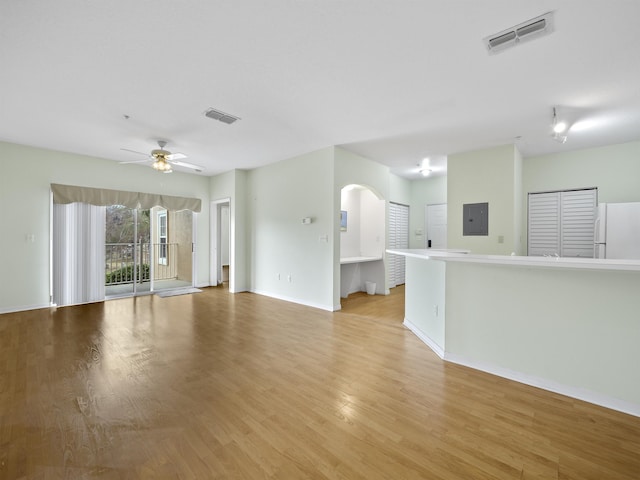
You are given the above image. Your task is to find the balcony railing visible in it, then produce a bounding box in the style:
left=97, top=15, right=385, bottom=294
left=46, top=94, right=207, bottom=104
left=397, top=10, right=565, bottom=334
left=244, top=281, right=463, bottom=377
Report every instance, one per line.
left=105, top=243, right=179, bottom=286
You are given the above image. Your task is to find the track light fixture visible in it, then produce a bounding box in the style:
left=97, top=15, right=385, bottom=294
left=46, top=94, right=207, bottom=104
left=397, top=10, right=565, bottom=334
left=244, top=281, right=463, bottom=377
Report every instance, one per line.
left=552, top=107, right=568, bottom=144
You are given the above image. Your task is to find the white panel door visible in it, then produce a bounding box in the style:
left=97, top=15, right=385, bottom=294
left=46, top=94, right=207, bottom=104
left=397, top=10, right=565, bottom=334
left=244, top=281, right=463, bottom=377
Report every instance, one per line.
left=425, top=204, right=447, bottom=249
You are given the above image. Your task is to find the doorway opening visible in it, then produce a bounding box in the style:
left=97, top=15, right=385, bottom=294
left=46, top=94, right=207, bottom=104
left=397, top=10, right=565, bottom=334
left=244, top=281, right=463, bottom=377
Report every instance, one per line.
left=211, top=199, right=231, bottom=290
left=339, top=185, right=385, bottom=303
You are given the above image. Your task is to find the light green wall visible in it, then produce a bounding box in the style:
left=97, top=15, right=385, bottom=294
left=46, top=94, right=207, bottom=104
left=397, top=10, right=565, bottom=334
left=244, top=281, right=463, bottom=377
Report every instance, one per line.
left=0, top=141, right=210, bottom=312
left=248, top=147, right=335, bottom=310
left=447, top=144, right=520, bottom=255
left=445, top=261, right=640, bottom=410
left=389, top=173, right=411, bottom=205
left=521, top=140, right=640, bottom=252
left=409, top=175, right=447, bottom=248
left=513, top=147, right=524, bottom=255
left=404, top=257, right=446, bottom=351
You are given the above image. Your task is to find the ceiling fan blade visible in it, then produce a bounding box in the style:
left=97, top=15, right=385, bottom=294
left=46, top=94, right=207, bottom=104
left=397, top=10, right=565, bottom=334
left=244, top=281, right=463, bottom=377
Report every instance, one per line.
left=120, top=148, right=150, bottom=156
left=119, top=159, right=151, bottom=165
left=166, top=152, right=187, bottom=161
left=169, top=160, right=204, bottom=171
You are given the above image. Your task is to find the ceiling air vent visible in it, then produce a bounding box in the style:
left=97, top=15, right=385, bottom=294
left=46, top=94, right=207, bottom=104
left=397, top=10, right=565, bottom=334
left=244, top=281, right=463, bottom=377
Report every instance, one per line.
left=205, top=107, right=240, bottom=125
left=484, top=11, right=554, bottom=54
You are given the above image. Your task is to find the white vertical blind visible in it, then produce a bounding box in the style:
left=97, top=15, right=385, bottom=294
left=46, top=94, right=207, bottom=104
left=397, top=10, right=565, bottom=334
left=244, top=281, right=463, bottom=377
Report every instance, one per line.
left=389, top=202, right=409, bottom=286
left=52, top=203, right=106, bottom=306
left=528, top=192, right=560, bottom=256
left=528, top=188, right=596, bottom=257
left=560, top=190, right=597, bottom=258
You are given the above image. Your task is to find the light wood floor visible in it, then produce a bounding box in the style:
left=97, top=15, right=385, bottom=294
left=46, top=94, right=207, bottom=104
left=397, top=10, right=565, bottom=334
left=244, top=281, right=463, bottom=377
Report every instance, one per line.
left=1, top=286, right=639, bottom=479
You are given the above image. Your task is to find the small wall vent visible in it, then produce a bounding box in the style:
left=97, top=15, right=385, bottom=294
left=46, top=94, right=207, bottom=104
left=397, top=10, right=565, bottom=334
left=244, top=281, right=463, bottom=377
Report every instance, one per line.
left=484, top=11, right=554, bottom=54
left=205, top=107, right=240, bottom=125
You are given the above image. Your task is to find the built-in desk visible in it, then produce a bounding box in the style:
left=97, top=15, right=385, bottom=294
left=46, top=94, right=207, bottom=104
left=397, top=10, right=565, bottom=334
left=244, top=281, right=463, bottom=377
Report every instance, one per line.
left=340, top=256, right=382, bottom=265
left=387, top=248, right=640, bottom=417
left=340, top=256, right=383, bottom=298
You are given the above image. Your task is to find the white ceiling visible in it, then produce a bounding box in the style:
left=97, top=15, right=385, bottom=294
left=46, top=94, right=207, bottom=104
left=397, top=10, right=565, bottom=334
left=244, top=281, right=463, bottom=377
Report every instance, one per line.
left=1, top=1, right=639, bottom=179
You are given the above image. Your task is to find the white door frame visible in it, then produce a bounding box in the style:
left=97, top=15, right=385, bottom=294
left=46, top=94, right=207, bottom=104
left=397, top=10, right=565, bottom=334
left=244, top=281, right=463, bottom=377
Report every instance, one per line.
left=210, top=198, right=231, bottom=287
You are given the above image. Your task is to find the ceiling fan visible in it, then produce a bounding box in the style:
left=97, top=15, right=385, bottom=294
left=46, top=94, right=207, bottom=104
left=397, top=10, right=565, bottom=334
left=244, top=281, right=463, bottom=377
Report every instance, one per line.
left=120, top=140, right=203, bottom=173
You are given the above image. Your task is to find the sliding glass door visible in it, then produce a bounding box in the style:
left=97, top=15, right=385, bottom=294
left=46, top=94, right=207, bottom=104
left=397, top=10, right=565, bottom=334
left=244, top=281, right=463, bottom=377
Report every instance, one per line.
left=105, top=206, right=151, bottom=297
left=104, top=206, right=193, bottom=297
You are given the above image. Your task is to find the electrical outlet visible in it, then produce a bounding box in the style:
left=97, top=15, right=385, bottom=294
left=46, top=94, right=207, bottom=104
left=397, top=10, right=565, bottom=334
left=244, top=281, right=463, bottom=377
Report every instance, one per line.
left=433, top=305, right=439, bottom=317
left=277, top=273, right=281, bottom=280
left=287, top=274, right=292, bottom=282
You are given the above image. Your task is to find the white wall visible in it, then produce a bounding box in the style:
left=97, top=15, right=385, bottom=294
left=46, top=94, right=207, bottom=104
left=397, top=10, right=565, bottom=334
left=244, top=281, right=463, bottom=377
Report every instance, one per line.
left=447, top=144, right=520, bottom=255
left=248, top=148, right=335, bottom=310
left=340, top=188, right=361, bottom=258
left=360, top=189, right=385, bottom=257
left=409, top=175, right=447, bottom=248
left=340, top=187, right=385, bottom=258
left=0, top=141, right=210, bottom=313
left=220, top=204, right=230, bottom=265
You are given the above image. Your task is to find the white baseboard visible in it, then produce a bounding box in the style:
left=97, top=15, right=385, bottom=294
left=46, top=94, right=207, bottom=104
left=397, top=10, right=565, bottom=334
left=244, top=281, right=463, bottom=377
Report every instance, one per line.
left=444, top=352, right=640, bottom=418
left=0, top=303, right=51, bottom=315
left=404, top=320, right=640, bottom=418
left=250, top=289, right=335, bottom=312
left=403, top=318, right=445, bottom=359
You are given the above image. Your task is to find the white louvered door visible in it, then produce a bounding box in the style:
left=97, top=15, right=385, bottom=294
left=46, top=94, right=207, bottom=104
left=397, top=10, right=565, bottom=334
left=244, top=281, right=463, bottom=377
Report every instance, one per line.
left=528, top=188, right=596, bottom=257
left=389, top=202, right=409, bottom=286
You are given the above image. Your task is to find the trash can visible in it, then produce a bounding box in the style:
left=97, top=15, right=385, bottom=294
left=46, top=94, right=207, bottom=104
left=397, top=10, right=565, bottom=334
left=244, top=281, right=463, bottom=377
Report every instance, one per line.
left=365, top=281, right=376, bottom=295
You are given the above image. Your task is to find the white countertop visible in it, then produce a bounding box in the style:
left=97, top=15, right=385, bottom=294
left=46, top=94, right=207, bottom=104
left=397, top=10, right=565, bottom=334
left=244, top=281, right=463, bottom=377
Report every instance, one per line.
left=386, top=249, right=640, bottom=272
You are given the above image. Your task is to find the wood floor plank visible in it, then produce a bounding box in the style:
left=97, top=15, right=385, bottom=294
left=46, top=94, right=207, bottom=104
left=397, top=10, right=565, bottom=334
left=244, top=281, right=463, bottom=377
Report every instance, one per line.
left=1, top=285, right=639, bottom=479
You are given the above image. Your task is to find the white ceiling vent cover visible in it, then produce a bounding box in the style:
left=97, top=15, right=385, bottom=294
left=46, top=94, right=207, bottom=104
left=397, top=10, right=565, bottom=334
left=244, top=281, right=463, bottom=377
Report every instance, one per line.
left=205, top=107, right=240, bottom=124
left=484, top=11, right=555, bottom=54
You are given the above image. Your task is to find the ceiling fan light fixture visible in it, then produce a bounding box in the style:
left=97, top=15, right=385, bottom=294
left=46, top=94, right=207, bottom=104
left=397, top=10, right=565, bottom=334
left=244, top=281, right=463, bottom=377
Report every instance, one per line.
left=152, top=158, right=172, bottom=172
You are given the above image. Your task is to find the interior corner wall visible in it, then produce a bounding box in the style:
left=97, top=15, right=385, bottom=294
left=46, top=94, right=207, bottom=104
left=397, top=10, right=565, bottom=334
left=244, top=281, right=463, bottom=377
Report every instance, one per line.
left=247, top=148, right=335, bottom=311
left=513, top=147, right=524, bottom=255
left=447, top=144, right=517, bottom=255
left=0, top=141, right=211, bottom=313
left=390, top=173, right=411, bottom=205
left=210, top=169, right=248, bottom=292
left=521, top=140, right=640, bottom=252
left=409, top=175, right=447, bottom=248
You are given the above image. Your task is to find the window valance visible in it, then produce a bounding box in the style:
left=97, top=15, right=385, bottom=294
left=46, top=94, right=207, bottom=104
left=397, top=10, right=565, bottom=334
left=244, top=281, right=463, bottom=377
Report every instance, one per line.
left=51, top=183, right=202, bottom=213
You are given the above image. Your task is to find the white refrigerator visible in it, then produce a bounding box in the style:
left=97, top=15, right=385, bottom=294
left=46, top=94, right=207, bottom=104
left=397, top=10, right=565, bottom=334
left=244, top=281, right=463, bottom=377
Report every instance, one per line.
left=594, top=202, right=640, bottom=259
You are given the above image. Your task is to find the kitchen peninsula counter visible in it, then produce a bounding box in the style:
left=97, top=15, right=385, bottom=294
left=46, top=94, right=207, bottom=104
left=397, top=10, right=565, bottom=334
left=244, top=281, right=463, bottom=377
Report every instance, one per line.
left=387, top=248, right=640, bottom=417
